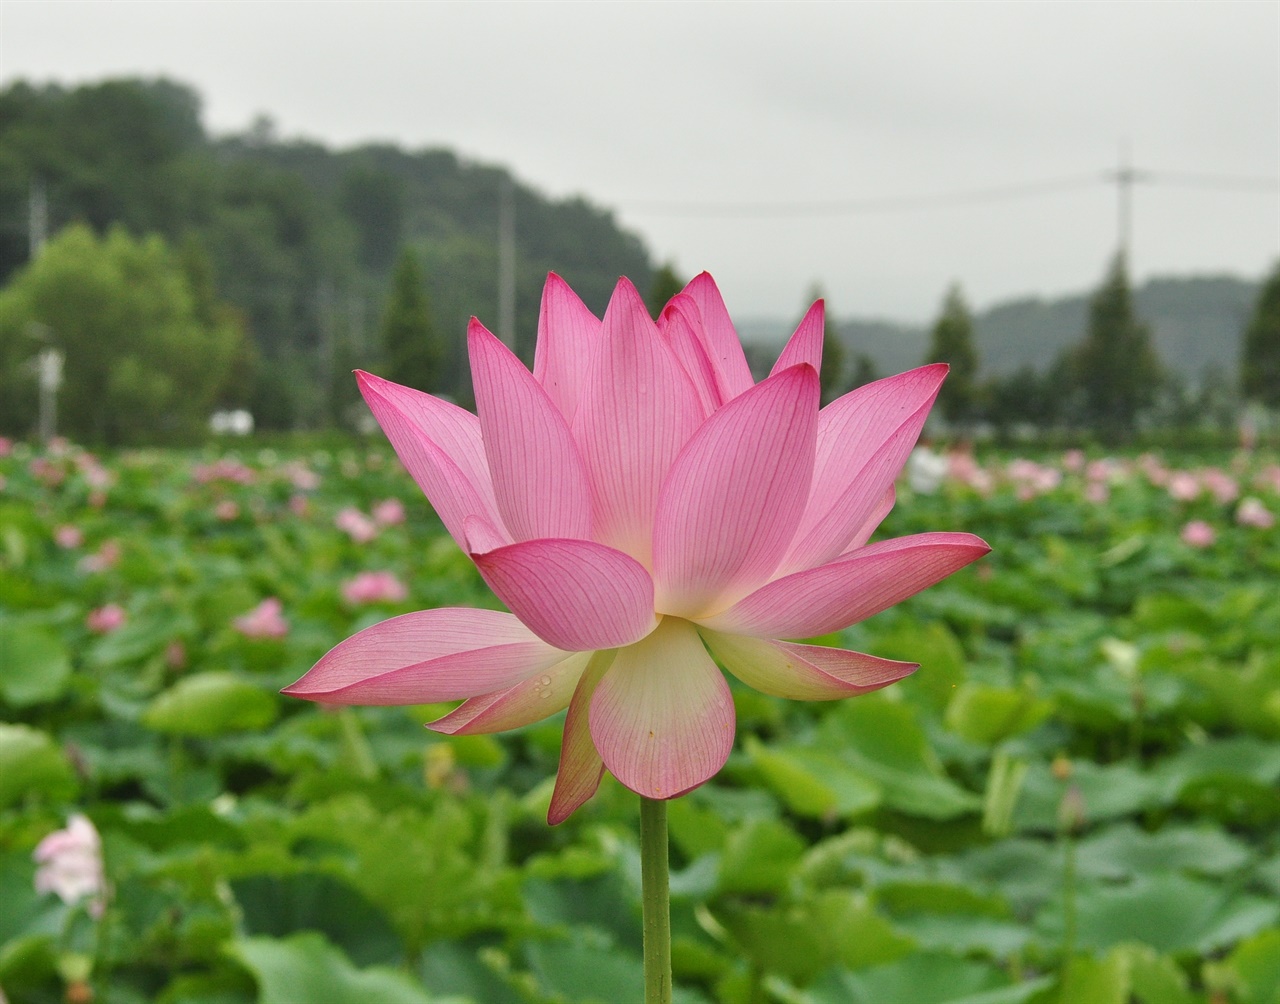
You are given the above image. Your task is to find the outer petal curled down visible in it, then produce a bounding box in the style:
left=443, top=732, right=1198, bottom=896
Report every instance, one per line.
left=282, top=608, right=565, bottom=704
left=700, top=630, right=917, bottom=701
left=548, top=650, right=616, bottom=824
left=469, top=532, right=657, bottom=652
left=428, top=650, right=594, bottom=735
left=699, top=532, right=991, bottom=638
left=589, top=618, right=734, bottom=800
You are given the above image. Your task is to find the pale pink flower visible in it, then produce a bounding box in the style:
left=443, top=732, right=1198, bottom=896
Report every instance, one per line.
left=1062, top=449, right=1085, bottom=473
left=0, top=435, right=11, bottom=457
left=234, top=598, right=289, bottom=639
left=372, top=498, right=407, bottom=526
left=1084, top=482, right=1109, bottom=505
left=334, top=507, right=378, bottom=543
left=86, top=604, right=126, bottom=634
left=1236, top=497, right=1275, bottom=529
left=214, top=499, right=240, bottom=521
left=284, top=461, right=321, bottom=491
left=285, top=274, right=989, bottom=822
left=1180, top=520, right=1216, bottom=548
left=342, top=571, right=409, bottom=605
left=1201, top=468, right=1238, bottom=505
left=1167, top=472, right=1200, bottom=502
left=165, top=640, right=188, bottom=669
left=33, top=814, right=106, bottom=918
left=78, top=540, right=121, bottom=574
left=288, top=493, right=312, bottom=517
left=193, top=458, right=255, bottom=485
left=54, top=525, right=84, bottom=549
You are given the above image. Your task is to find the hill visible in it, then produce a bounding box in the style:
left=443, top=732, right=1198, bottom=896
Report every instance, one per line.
left=744, top=274, right=1262, bottom=388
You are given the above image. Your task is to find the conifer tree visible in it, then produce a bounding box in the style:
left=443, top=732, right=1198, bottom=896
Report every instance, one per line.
left=381, top=248, right=444, bottom=393
left=926, top=284, right=979, bottom=427
left=1241, top=261, right=1280, bottom=408
left=1071, top=253, right=1161, bottom=443
left=647, top=262, right=685, bottom=318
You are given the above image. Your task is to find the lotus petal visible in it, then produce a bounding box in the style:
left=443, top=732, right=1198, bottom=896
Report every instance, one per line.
left=428, top=650, right=594, bottom=734
left=548, top=650, right=616, bottom=824
left=468, top=319, right=592, bottom=542
left=700, top=531, right=991, bottom=638
left=532, top=273, right=601, bottom=425
left=770, top=300, right=825, bottom=376
left=680, top=272, right=755, bottom=403
left=589, top=618, right=734, bottom=799
left=700, top=630, right=917, bottom=700
left=282, top=608, right=564, bottom=704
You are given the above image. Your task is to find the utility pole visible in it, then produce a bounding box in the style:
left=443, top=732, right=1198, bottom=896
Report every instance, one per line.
left=1103, top=141, right=1151, bottom=261
left=29, top=176, right=48, bottom=260
left=498, top=175, right=516, bottom=351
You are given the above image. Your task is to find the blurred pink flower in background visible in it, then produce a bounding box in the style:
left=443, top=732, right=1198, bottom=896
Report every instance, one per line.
left=288, top=494, right=311, bottom=517
left=1180, top=520, right=1216, bottom=548
left=193, top=458, right=256, bottom=485
left=372, top=498, right=406, bottom=526
left=334, top=507, right=378, bottom=543
left=1062, top=449, right=1085, bottom=472
left=214, top=499, right=240, bottom=521
left=285, top=272, right=989, bottom=822
left=1167, top=472, right=1200, bottom=501
left=234, top=598, right=289, bottom=639
left=33, top=814, right=106, bottom=918
left=1201, top=468, right=1238, bottom=504
left=342, top=570, right=409, bottom=605
left=78, top=540, right=121, bottom=574
left=0, top=436, right=11, bottom=456
left=1084, top=482, right=1110, bottom=505
left=54, top=525, right=84, bottom=549
left=1236, top=497, right=1275, bottom=529
left=86, top=604, right=126, bottom=634
left=165, top=640, right=188, bottom=670
left=284, top=460, right=321, bottom=490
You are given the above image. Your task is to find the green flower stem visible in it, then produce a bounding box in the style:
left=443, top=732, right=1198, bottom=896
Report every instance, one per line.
left=640, top=796, right=672, bottom=1004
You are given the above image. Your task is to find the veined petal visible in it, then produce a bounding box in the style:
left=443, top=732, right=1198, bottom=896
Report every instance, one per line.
left=281, top=608, right=564, bottom=704
left=779, top=365, right=947, bottom=574
left=700, top=630, right=916, bottom=701
left=548, top=650, right=616, bottom=824
left=699, top=531, right=991, bottom=638
left=843, top=486, right=896, bottom=553
left=470, top=533, right=657, bottom=651
left=572, top=278, right=704, bottom=566
left=469, top=319, right=592, bottom=542
left=427, top=650, right=594, bottom=734
left=532, top=273, right=601, bottom=425
left=356, top=371, right=509, bottom=551
left=589, top=618, right=734, bottom=800
left=653, top=365, right=819, bottom=618
left=659, top=294, right=722, bottom=416
left=769, top=300, right=825, bottom=376
left=680, top=272, right=755, bottom=403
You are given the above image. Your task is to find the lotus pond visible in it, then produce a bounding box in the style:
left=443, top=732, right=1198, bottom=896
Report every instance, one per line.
left=1, top=439, right=1279, bottom=1004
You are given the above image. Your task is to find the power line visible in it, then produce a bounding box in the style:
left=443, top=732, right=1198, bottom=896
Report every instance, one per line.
left=618, top=166, right=1279, bottom=220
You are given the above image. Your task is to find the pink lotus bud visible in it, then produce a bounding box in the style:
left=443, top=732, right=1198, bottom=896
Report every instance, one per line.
left=1180, top=520, right=1215, bottom=548
left=342, top=571, right=409, bottom=605
left=372, top=498, right=406, bottom=526
left=234, top=598, right=289, bottom=639
left=1236, top=497, right=1275, bottom=529
left=86, top=604, right=126, bottom=634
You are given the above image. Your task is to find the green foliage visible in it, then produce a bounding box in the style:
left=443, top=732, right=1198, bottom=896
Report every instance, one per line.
left=647, top=262, right=685, bottom=319
left=927, top=284, right=979, bottom=426
left=1241, top=260, right=1280, bottom=406
left=382, top=248, right=445, bottom=394
left=2, top=440, right=1280, bottom=1002
left=0, top=224, right=245, bottom=443
left=1068, top=253, right=1163, bottom=443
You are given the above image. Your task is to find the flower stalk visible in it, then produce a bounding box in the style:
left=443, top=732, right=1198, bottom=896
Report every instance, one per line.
left=640, top=796, right=672, bottom=1004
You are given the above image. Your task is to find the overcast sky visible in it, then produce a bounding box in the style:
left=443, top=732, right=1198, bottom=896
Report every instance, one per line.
left=2, top=1, right=1277, bottom=322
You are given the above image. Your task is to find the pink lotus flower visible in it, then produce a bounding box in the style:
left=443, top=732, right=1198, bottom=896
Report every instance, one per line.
left=33, top=814, right=106, bottom=918
left=1236, top=497, right=1275, bottom=529
left=372, top=498, right=407, bottom=526
left=1180, top=520, right=1216, bottom=548
left=86, top=604, right=126, bottom=634
left=342, top=570, right=409, bottom=605
left=78, top=540, right=121, bottom=574
left=335, top=507, right=378, bottom=543
left=234, top=598, right=289, bottom=639
left=54, top=525, right=84, bottom=549
left=284, top=274, right=989, bottom=821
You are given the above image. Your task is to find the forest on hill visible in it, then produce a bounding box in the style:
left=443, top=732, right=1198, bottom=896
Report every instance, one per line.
left=0, top=77, right=652, bottom=433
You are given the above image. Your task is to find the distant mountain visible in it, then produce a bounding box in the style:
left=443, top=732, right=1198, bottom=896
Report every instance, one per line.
left=741, top=274, right=1262, bottom=387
